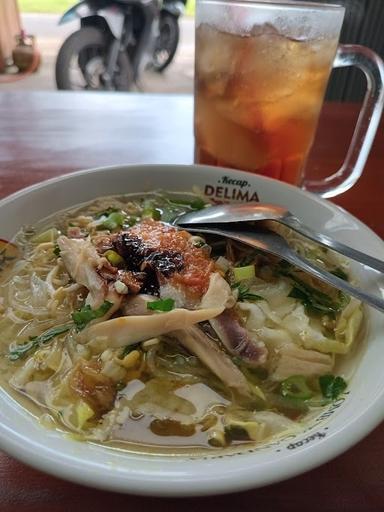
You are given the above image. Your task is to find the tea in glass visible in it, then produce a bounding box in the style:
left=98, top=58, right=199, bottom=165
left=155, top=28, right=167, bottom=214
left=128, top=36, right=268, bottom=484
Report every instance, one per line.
left=194, top=4, right=339, bottom=185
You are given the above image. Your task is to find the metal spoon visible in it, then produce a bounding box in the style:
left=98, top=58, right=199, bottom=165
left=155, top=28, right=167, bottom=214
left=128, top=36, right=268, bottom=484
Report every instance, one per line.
left=176, top=203, right=384, bottom=273
left=184, top=224, right=384, bottom=313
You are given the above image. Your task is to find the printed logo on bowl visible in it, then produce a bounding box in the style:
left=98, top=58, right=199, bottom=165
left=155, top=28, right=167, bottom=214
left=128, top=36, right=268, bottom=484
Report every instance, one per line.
left=203, top=175, right=259, bottom=203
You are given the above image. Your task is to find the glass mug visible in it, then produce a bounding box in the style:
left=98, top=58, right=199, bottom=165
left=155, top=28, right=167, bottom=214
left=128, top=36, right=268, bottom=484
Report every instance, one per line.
left=194, top=0, right=384, bottom=197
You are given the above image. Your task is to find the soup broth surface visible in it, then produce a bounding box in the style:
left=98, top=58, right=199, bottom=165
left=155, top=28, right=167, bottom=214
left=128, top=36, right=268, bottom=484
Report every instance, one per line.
left=0, top=192, right=364, bottom=453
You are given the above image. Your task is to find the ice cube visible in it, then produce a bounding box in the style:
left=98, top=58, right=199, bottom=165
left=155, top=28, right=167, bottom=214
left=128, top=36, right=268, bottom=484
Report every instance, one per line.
left=196, top=24, right=246, bottom=79
left=250, top=22, right=280, bottom=37
left=195, top=96, right=267, bottom=171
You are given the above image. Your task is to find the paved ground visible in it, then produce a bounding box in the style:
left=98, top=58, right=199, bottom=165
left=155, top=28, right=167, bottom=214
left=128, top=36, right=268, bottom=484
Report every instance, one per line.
left=1, top=13, right=194, bottom=92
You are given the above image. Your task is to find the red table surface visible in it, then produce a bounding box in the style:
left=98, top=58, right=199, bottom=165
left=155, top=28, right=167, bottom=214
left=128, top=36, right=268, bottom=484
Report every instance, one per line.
left=0, top=91, right=383, bottom=511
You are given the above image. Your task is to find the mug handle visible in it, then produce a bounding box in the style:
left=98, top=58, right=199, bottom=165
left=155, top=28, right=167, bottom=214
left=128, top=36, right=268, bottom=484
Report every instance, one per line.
left=303, top=45, right=384, bottom=198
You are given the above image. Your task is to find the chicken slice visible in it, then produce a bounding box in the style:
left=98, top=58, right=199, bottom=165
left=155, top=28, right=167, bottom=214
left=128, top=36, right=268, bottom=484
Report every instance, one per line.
left=81, top=306, right=224, bottom=349
left=172, top=326, right=251, bottom=397
left=200, top=273, right=267, bottom=366
left=58, top=236, right=122, bottom=322
left=210, top=309, right=268, bottom=367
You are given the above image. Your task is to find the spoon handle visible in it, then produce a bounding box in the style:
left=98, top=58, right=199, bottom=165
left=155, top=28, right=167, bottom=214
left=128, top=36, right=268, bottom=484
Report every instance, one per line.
left=284, top=216, right=384, bottom=274
left=285, top=249, right=384, bottom=313
left=234, top=229, right=384, bottom=312
left=186, top=226, right=384, bottom=313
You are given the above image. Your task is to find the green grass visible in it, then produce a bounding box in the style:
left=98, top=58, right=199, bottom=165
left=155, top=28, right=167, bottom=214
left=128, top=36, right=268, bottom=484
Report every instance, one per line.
left=19, top=0, right=195, bottom=16
left=19, top=0, right=74, bottom=13
left=185, top=0, right=196, bottom=17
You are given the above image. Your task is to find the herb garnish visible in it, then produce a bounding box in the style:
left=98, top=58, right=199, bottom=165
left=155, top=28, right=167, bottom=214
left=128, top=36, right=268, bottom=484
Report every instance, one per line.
left=9, top=324, right=71, bottom=361
left=147, top=298, right=175, bottom=312
left=9, top=301, right=114, bottom=360
left=319, top=374, right=347, bottom=400
left=232, top=283, right=264, bottom=302
left=288, top=280, right=342, bottom=316
left=278, top=262, right=349, bottom=317
left=72, top=300, right=113, bottom=330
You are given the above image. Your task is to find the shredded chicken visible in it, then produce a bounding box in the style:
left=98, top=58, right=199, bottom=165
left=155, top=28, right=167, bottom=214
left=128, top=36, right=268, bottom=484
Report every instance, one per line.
left=58, top=236, right=107, bottom=308
left=82, top=306, right=224, bottom=349
left=58, top=236, right=122, bottom=318
left=172, top=326, right=251, bottom=397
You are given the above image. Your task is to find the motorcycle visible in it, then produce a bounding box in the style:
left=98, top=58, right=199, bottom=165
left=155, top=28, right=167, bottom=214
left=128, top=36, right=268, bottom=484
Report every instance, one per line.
left=55, top=0, right=186, bottom=91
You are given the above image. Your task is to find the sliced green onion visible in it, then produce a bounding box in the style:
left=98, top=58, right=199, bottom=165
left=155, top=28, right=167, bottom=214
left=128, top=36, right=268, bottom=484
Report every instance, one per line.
left=104, top=250, right=124, bottom=266
left=143, top=208, right=162, bottom=221
left=142, top=199, right=162, bottom=220
left=95, top=207, right=118, bottom=219
left=281, top=375, right=313, bottom=400
left=147, top=298, right=175, bottom=312
left=99, top=211, right=125, bottom=231
left=233, top=265, right=255, bottom=282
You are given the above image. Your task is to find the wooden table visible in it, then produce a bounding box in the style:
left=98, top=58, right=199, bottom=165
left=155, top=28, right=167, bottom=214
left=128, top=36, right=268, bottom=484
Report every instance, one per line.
left=0, top=91, right=383, bottom=511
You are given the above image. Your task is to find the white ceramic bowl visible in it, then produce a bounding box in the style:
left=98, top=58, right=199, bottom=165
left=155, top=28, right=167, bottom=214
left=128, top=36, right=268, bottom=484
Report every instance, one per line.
left=1, top=164, right=384, bottom=497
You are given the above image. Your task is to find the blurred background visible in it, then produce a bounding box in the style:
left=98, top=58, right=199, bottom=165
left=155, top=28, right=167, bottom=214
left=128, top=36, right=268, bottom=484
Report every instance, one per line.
left=0, top=0, right=383, bottom=98
left=0, top=0, right=196, bottom=92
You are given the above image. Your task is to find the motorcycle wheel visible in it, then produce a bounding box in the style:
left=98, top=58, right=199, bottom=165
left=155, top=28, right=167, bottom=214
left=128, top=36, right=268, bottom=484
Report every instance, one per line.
left=152, top=13, right=180, bottom=73
left=55, top=27, right=133, bottom=91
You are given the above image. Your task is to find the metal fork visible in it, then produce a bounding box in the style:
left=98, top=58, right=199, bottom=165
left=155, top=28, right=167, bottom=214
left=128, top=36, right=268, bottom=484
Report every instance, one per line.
left=185, top=225, right=384, bottom=313
left=176, top=202, right=384, bottom=274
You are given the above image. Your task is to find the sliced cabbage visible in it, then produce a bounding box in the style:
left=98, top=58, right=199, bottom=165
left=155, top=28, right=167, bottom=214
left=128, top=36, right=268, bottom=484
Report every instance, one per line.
left=224, top=409, right=299, bottom=442
left=255, top=326, right=293, bottom=350
left=271, top=344, right=334, bottom=381
left=248, top=278, right=293, bottom=309
left=334, top=297, right=363, bottom=351
left=239, top=280, right=362, bottom=355
left=281, top=302, right=361, bottom=354
left=237, top=302, right=266, bottom=330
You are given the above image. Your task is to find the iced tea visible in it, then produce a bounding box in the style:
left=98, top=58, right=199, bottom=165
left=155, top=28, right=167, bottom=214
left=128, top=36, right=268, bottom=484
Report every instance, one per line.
left=194, top=23, right=339, bottom=185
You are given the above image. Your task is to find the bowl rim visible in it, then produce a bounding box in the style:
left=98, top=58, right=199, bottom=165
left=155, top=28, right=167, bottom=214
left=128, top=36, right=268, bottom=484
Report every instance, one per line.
left=0, top=163, right=383, bottom=497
